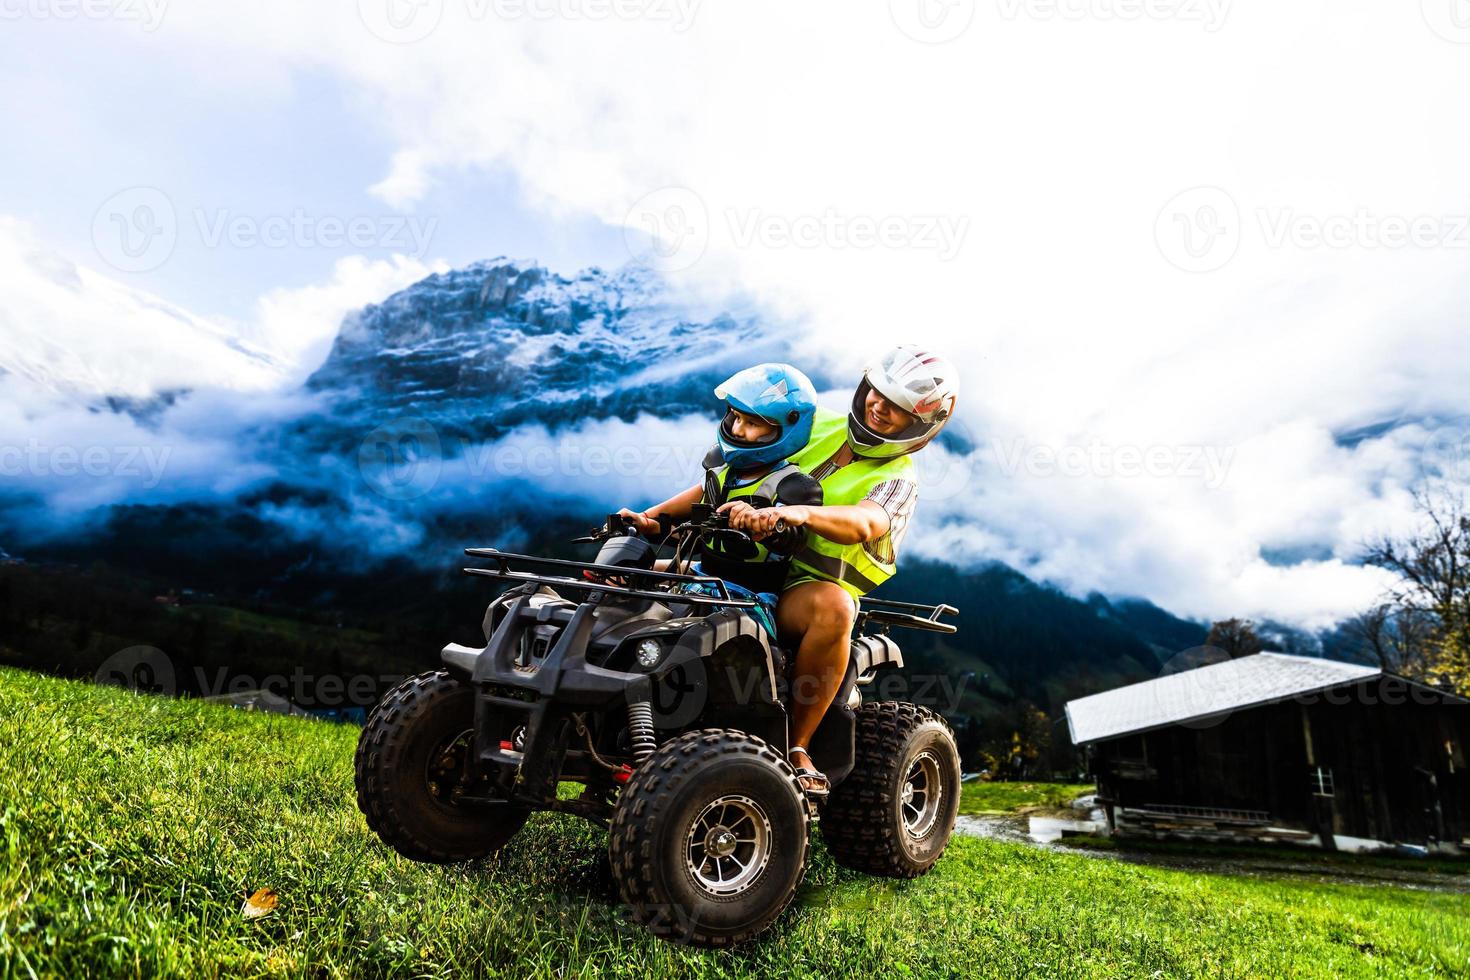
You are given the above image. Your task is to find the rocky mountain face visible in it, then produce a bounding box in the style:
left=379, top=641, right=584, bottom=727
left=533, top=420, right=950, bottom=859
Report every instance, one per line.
left=302, top=259, right=792, bottom=449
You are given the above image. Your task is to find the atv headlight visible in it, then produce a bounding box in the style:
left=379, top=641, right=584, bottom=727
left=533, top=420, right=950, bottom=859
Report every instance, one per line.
left=635, top=638, right=663, bottom=669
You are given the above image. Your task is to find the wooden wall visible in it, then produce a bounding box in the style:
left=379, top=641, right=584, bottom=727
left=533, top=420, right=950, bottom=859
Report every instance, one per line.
left=1090, top=678, right=1470, bottom=847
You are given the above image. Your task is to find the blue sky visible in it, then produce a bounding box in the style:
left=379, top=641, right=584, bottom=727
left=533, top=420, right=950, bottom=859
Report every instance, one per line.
left=0, top=20, right=625, bottom=320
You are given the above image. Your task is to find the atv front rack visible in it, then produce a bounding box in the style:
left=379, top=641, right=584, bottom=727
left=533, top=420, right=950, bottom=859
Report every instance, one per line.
left=856, top=597, right=959, bottom=635
left=463, top=548, right=757, bottom=609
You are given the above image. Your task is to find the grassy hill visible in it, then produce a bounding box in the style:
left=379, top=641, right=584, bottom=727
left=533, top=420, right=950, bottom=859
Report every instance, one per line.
left=3, top=669, right=1468, bottom=978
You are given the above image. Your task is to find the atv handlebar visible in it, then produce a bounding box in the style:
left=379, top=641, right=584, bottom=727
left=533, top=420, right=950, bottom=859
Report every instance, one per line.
left=574, top=505, right=755, bottom=549
left=462, top=547, right=757, bottom=609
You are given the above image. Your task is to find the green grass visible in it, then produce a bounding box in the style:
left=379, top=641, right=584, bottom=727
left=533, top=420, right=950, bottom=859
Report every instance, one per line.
left=958, top=781, right=1096, bottom=816
left=3, top=668, right=1469, bottom=978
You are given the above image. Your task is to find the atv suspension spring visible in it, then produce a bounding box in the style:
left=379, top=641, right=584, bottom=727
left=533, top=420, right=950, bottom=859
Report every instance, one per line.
left=628, top=700, right=657, bottom=764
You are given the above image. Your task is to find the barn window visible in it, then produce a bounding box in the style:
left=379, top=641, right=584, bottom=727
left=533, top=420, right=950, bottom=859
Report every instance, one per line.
left=1309, top=766, right=1335, bottom=797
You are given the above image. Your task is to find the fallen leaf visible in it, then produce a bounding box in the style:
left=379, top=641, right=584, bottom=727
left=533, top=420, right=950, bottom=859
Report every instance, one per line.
left=241, top=887, right=278, bottom=920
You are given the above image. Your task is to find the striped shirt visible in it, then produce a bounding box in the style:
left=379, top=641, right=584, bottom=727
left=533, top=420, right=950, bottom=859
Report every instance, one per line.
left=808, top=451, right=918, bottom=566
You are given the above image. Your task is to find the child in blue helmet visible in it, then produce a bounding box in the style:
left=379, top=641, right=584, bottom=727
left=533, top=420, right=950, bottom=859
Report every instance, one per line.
left=617, top=363, right=822, bottom=596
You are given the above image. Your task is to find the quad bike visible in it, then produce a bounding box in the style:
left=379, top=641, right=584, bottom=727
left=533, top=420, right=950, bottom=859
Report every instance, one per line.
left=354, top=506, right=962, bottom=947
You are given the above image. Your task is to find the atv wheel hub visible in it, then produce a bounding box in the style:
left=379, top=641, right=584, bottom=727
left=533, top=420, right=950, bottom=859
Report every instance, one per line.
left=685, top=795, right=771, bottom=896
left=902, top=750, right=943, bottom=839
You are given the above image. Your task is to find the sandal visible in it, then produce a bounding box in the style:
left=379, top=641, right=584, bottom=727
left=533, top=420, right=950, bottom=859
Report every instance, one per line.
left=789, top=745, right=831, bottom=800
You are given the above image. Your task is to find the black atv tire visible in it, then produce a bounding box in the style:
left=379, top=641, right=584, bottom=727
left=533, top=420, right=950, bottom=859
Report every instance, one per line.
left=609, top=730, right=810, bottom=947
left=355, top=669, right=528, bottom=863
left=820, top=701, right=961, bottom=878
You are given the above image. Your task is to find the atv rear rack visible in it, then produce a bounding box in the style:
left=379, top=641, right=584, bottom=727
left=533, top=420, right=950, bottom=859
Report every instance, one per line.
left=463, top=548, right=757, bottom=609
left=856, top=597, right=959, bottom=635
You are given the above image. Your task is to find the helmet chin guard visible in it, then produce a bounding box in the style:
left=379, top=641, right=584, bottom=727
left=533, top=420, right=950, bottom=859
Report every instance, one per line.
left=845, top=345, right=960, bottom=458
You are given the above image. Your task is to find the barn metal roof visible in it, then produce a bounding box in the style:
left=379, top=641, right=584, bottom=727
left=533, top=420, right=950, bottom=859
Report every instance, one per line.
left=1065, top=653, right=1384, bottom=745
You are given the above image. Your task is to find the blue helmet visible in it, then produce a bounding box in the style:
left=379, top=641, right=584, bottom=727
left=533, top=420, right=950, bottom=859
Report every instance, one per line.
left=713, top=363, right=818, bottom=469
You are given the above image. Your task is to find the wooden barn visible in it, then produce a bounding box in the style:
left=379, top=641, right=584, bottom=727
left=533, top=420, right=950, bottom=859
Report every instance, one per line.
left=1065, top=653, right=1470, bottom=854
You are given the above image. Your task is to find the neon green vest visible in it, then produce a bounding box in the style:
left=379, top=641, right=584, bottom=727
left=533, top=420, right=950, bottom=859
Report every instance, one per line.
left=786, top=408, right=915, bottom=597
left=702, top=462, right=802, bottom=565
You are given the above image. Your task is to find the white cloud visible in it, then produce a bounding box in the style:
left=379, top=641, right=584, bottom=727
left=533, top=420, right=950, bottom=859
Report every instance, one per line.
left=0, top=216, right=285, bottom=400
left=9, top=2, right=1470, bottom=626
left=0, top=216, right=441, bottom=397
left=245, top=254, right=449, bottom=383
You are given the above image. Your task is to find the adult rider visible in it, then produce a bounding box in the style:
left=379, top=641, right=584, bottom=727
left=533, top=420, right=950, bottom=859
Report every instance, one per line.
left=721, top=345, right=960, bottom=797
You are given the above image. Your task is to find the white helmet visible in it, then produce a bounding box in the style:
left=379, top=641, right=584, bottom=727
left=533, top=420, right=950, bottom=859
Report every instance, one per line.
left=846, top=345, right=960, bottom=458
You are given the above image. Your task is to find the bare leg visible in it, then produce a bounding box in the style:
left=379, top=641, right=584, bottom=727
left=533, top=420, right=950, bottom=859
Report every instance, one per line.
left=777, top=580, right=855, bottom=788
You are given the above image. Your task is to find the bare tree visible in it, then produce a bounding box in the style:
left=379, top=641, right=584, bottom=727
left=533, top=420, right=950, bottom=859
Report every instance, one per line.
left=1363, top=487, right=1470, bottom=633
left=1359, top=486, right=1470, bottom=693
left=1206, top=618, right=1263, bottom=659
left=1343, top=602, right=1436, bottom=674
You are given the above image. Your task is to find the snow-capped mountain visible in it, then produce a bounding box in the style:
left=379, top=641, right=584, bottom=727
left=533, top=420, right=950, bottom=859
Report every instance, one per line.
left=302, top=259, right=794, bottom=448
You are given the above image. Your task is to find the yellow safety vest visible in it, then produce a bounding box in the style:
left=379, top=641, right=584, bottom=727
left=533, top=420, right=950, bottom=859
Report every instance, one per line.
left=701, top=461, right=803, bottom=566
left=786, top=408, right=916, bottom=597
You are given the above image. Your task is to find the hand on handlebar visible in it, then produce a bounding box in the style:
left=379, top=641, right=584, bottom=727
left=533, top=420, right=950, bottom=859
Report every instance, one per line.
left=718, top=501, right=808, bottom=541
left=615, top=508, right=663, bottom=537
